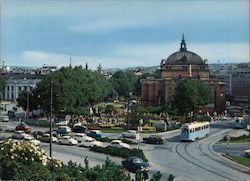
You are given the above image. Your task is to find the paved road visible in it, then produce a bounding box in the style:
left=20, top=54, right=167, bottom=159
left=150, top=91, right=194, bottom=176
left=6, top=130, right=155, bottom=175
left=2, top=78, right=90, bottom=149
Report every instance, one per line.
left=141, top=121, right=250, bottom=181
left=213, top=143, right=250, bottom=156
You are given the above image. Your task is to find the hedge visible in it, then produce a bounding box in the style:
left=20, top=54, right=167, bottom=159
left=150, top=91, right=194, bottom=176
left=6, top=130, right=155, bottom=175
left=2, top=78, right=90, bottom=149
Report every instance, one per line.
left=90, top=146, right=147, bottom=161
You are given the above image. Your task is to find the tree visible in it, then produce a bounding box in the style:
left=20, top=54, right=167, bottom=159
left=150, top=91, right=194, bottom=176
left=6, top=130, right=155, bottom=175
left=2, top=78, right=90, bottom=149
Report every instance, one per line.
left=0, top=77, right=5, bottom=99
left=111, top=71, right=138, bottom=98
left=171, top=79, right=210, bottom=116
left=17, top=66, right=112, bottom=113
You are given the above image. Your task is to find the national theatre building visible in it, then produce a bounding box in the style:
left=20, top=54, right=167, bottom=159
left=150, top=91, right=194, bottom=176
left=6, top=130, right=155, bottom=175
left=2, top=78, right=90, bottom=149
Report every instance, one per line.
left=141, top=35, right=226, bottom=114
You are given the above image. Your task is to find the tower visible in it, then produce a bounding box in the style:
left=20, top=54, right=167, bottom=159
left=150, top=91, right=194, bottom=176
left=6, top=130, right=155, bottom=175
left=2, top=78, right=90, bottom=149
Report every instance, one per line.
left=180, top=33, right=187, bottom=51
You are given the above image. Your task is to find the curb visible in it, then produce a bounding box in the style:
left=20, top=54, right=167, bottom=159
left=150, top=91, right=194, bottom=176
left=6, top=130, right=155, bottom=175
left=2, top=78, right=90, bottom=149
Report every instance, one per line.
left=221, top=154, right=250, bottom=173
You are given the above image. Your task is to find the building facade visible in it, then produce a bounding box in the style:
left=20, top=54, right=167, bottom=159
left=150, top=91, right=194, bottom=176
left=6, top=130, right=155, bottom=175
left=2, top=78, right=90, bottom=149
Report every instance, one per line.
left=231, top=63, right=250, bottom=106
left=3, top=79, right=41, bottom=101
left=141, top=35, right=226, bottom=113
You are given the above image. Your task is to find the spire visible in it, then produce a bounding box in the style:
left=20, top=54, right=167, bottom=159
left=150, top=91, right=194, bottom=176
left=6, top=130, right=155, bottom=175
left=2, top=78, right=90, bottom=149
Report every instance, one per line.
left=180, top=33, right=187, bottom=51
left=69, top=56, right=72, bottom=68
left=85, top=61, right=88, bottom=70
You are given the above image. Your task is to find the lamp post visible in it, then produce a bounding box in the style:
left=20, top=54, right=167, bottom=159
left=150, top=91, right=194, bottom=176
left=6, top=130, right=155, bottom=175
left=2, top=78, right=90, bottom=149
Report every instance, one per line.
left=49, top=81, right=53, bottom=157
left=25, top=91, right=30, bottom=124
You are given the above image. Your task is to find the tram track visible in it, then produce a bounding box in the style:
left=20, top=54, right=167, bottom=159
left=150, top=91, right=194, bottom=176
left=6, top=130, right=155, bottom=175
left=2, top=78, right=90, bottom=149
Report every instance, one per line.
left=199, top=132, right=250, bottom=174
left=175, top=141, right=236, bottom=181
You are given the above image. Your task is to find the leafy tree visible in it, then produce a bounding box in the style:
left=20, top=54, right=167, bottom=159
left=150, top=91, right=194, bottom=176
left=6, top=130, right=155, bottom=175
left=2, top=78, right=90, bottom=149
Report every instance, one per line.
left=171, top=79, right=210, bottom=116
left=105, top=104, right=114, bottom=114
left=17, top=66, right=112, bottom=113
left=0, top=76, right=5, bottom=99
left=111, top=71, right=138, bottom=98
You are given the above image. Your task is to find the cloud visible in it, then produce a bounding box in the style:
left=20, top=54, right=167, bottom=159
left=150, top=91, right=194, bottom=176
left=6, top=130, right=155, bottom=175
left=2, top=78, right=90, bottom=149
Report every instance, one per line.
left=19, top=42, right=249, bottom=70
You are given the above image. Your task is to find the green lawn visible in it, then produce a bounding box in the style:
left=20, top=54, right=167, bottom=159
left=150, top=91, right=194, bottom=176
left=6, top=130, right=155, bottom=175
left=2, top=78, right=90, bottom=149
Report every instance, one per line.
left=226, top=155, right=250, bottom=167
left=100, top=128, right=125, bottom=134
left=219, top=136, right=250, bottom=144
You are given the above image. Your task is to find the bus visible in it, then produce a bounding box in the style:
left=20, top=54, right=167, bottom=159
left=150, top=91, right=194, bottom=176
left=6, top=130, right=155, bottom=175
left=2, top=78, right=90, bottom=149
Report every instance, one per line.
left=234, top=115, right=249, bottom=129
left=181, top=121, right=210, bottom=141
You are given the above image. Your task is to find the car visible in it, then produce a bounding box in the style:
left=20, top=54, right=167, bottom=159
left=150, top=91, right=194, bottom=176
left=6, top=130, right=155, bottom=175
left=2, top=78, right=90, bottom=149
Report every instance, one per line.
left=71, top=133, right=94, bottom=143
left=38, top=133, right=58, bottom=143
left=122, top=157, right=150, bottom=173
left=15, top=123, right=31, bottom=133
left=12, top=130, right=32, bottom=139
left=0, top=115, right=9, bottom=122
left=122, top=130, right=139, bottom=139
left=56, top=126, right=71, bottom=134
left=57, top=136, right=78, bottom=145
left=109, top=140, right=130, bottom=149
left=72, top=125, right=88, bottom=133
left=143, top=135, right=166, bottom=144
left=86, top=130, right=104, bottom=138
left=244, top=149, right=250, bottom=157
left=78, top=139, right=103, bottom=148
left=23, top=137, right=41, bottom=146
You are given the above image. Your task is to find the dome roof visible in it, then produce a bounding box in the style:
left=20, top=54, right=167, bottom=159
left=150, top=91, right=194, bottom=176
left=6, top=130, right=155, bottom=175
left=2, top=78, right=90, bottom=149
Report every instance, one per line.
left=165, top=50, right=204, bottom=65
left=162, top=34, right=204, bottom=65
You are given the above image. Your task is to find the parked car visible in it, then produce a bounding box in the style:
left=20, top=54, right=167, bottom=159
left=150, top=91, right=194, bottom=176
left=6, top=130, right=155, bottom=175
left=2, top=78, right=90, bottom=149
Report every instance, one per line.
left=23, top=137, right=41, bottom=146
left=0, top=115, right=9, bottom=122
left=72, top=125, right=88, bottom=133
left=57, top=136, right=78, bottom=145
left=15, top=123, right=31, bottom=133
left=12, top=130, right=32, bottom=139
left=71, top=133, right=94, bottom=143
left=78, top=139, right=103, bottom=148
left=87, top=130, right=104, bottom=138
left=143, top=135, right=166, bottom=144
left=244, top=149, right=250, bottom=157
left=38, top=133, right=58, bottom=143
left=109, top=140, right=130, bottom=149
left=32, top=131, right=44, bottom=139
left=56, top=126, right=71, bottom=134
left=122, top=130, right=139, bottom=139
left=122, top=157, right=150, bottom=173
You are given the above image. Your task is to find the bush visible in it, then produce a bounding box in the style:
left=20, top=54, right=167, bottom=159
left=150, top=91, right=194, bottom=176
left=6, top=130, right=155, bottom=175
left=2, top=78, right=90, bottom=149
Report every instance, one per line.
left=90, top=146, right=147, bottom=161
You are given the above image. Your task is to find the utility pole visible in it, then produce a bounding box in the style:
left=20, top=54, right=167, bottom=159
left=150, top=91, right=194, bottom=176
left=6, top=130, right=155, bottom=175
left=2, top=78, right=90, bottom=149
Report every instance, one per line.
left=25, top=91, right=30, bottom=124
left=49, top=81, right=53, bottom=157
left=226, top=132, right=230, bottom=155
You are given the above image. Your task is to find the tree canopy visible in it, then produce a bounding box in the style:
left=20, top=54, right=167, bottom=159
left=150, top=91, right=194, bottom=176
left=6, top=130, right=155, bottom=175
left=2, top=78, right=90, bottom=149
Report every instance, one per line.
left=171, top=79, right=210, bottom=116
left=17, top=66, right=112, bottom=113
left=110, top=71, right=138, bottom=98
left=0, top=76, right=5, bottom=98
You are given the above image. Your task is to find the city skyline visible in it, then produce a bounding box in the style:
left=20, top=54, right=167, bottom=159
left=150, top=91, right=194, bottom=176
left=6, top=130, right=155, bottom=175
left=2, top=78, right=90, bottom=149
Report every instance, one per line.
left=1, top=0, right=249, bottom=69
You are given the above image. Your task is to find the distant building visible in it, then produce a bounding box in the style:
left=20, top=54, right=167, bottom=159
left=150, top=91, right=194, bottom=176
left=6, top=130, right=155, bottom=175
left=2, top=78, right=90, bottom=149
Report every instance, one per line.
left=3, top=78, right=42, bottom=101
left=231, top=63, right=250, bottom=106
left=141, top=35, right=226, bottom=113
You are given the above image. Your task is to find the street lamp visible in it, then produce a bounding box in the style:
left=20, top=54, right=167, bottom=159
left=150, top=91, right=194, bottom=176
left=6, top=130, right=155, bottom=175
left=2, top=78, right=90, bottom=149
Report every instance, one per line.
left=49, top=81, right=53, bottom=157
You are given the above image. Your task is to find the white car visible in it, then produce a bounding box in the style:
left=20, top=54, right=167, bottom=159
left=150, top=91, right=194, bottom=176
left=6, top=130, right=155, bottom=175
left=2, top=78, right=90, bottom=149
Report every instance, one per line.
left=23, top=137, right=41, bottom=146
left=122, top=130, right=139, bottom=139
left=109, top=140, right=130, bottom=149
left=12, top=131, right=32, bottom=139
left=78, top=139, right=103, bottom=148
left=57, top=136, right=78, bottom=145
left=71, top=133, right=94, bottom=143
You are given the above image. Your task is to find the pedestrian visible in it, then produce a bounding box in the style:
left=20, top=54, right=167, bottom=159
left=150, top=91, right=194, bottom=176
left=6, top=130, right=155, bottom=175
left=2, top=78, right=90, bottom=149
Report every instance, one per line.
left=84, top=156, right=89, bottom=169
left=143, top=170, right=148, bottom=180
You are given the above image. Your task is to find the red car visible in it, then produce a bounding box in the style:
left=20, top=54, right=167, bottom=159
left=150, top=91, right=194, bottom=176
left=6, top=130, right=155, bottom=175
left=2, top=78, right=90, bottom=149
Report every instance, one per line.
left=15, top=123, right=31, bottom=133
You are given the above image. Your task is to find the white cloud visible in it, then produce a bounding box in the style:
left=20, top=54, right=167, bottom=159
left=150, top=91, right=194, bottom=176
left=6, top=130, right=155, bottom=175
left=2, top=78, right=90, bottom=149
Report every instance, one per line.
left=19, top=42, right=249, bottom=70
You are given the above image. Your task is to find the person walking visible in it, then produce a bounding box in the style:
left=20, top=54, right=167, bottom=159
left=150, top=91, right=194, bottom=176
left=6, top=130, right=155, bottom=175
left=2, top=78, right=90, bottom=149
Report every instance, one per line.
left=143, top=170, right=149, bottom=180
left=84, top=156, right=89, bottom=169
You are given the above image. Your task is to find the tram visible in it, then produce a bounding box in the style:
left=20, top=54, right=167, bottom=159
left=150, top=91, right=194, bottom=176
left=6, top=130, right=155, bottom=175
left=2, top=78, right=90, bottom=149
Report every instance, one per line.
left=234, top=115, right=249, bottom=129
left=180, top=121, right=210, bottom=141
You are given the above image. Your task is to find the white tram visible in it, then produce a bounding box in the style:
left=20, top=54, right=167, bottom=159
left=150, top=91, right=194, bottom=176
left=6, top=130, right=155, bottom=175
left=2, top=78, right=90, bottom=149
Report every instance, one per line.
left=181, top=121, right=210, bottom=141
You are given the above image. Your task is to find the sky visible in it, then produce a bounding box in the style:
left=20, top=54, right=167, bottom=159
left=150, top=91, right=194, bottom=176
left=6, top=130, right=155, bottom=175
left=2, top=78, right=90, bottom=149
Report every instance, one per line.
left=0, top=0, right=249, bottom=69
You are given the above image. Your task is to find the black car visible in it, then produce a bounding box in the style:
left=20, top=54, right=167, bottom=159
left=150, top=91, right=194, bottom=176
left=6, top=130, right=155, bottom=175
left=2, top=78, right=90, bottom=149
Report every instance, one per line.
left=122, top=157, right=150, bottom=173
left=143, top=135, right=166, bottom=144
left=72, top=125, right=88, bottom=133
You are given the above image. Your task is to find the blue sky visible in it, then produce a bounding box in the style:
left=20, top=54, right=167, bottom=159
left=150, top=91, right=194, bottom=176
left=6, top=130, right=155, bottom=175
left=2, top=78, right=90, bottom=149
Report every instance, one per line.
left=1, top=0, right=249, bottom=69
